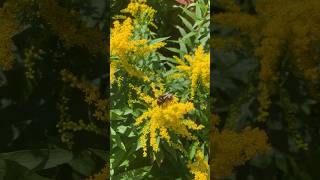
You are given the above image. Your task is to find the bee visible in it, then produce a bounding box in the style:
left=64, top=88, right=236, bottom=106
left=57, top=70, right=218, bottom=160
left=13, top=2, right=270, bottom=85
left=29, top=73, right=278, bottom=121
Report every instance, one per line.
left=157, top=93, right=173, bottom=106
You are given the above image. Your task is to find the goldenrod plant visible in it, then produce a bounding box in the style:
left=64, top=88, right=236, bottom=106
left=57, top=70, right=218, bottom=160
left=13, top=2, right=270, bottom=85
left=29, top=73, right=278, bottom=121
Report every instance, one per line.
left=212, top=0, right=320, bottom=179
left=110, top=0, right=210, bottom=179
left=1, top=0, right=319, bottom=179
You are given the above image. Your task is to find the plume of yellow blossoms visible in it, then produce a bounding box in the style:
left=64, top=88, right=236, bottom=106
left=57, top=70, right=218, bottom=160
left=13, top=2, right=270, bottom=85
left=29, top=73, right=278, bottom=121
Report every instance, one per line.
left=214, top=0, right=320, bottom=120
left=121, top=0, right=156, bottom=23
left=0, top=3, right=19, bottom=71
left=110, top=17, right=165, bottom=81
left=188, top=150, right=209, bottom=180
left=58, top=70, right=108, bottom=147
left=211, top=127, right=270, bottom=178
left=131, top=83, right=204, bottom=157
left=39, top=0, right=105, bottom=54
left=174, top=46, right=210, bottom=98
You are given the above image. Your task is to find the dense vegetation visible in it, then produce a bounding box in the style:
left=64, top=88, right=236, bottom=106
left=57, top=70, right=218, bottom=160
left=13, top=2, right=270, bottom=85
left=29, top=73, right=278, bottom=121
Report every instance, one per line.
left=1, top=0, right=108, bottom=179
left=0, top=0, right=319, bottom=179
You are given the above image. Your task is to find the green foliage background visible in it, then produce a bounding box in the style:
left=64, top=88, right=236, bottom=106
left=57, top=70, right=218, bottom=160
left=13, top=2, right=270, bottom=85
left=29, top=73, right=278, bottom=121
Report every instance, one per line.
left=0, top=0, right=108, bottom=179
left=1, top=0, right=320, bottom=179
left=212, top=0, right=320, bottom=179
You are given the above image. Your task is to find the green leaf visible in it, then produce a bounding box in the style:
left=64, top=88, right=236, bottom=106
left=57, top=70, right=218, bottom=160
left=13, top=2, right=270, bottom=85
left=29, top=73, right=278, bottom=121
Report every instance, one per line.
left=68, top=152, right=95, bottom=176
left=179, top=40, right=188, bottom=54
left=0, top=148, right=72, bottom=171
left=0, top=150, right=43, bottom=170
left=195, top=5, right=202, bottom=19
left=43, top=148, right=73, bottom=169
left=200, top=34, right=210, bottom=46
left=111, top=127, right=126, bottom=151
left=3, top=160, right=50, bottom=180
left=166, top=47, right=185, bottom=56
left=110, top=149, right=128, bottom=172
left=179, top=15, right=193, bottom=31
left=117, top=125, right=128, bottom=134
left=182, top=31, right=197, bottom=41
left=112, top=166, right=152, bottom=180
left=110, top=109, right=126, bottom=121
left=123, top=108, right=133, bottom=115
left=175, top=25, right=187, bottom=37
left=181, top=8, right=196, bottom=20
left=275, top=153, right=288, bottom=173
left=162, top=143, right=177, bottom=161
left=88, top=148, right=107, bottom=160
left=188, top=142, right=198, bottom=160
left=149, top=37, right=170, bottom=44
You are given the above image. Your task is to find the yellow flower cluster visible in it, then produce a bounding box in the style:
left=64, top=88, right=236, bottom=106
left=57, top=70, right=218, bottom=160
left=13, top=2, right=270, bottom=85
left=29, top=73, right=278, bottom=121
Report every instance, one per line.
left=211, top=37, right=242, bottom=51
left=110, top=18, right=148, bottom=80
left=86, top=164, right=109, bottom=180
left=56, top=96, right=105, bottom=148
left=24, top=47, right=44, bottom=80
left=61, top=70, right=108, bottom=122
left=1, top=0, right=105, bottom=70
left=58, top=71, right=108, bottom=148
left=214, top=0, right=320, bottom=121
left=188, top=150, right=209, bottom=180
left=110, top=0, right=165, bottom=81
left=0, top=3, right=19, bottom=71
left=121, top=0, right=156, bottom=22
left=131, top=83, right=204, bottom=157
left=211, top=127, right=270, bottom=177
left=39, top=0, right=105, bottom=54
left=174, top=45, right=210, bottom=98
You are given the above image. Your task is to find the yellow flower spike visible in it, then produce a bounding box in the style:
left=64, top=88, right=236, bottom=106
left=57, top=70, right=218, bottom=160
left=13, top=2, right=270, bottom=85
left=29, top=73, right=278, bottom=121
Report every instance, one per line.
left=188, top=150, right=209, bottom=180
left=159, top=127, right=171, bottom=144
left=131, top=84, right=203, bottom=157
left=175, top=45, right=210, bottom=98
left=129, top=84, right=154, bottom=106
left=110, top=16, right=165, bottom=81
left=39, top=0, right=105, bottom=54
left=121, top=0, right=156, bottom=21
left=211, top=127, right=270, bottom=178
left=0, top=4, right=20, bottom=71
